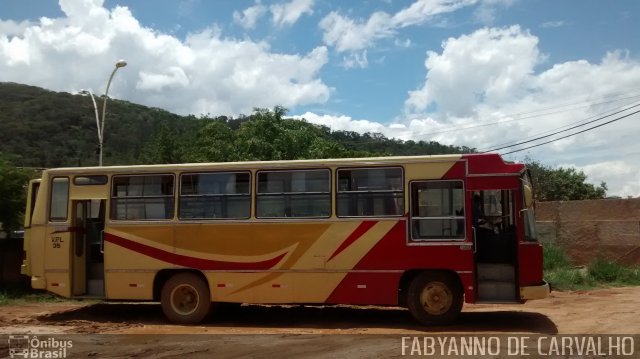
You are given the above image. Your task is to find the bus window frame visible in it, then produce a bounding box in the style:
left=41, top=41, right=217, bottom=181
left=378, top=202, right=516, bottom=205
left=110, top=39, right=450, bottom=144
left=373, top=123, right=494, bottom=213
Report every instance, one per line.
left=109, top=173, right=176, bottom=222
left=255, top=168, right=332, bottom=219
left=49, top=177, right=70, bottom=222
left=25, top=181, right=40, bottom=228
left=73, top=175, right=108, bottom=186
left=521, top=171, right=538, bottom=242
left=408, top=179, right=467, bottom=242
left=335, top=166, right=405, bottom=218
left=178, top=170, right=252, bottom=220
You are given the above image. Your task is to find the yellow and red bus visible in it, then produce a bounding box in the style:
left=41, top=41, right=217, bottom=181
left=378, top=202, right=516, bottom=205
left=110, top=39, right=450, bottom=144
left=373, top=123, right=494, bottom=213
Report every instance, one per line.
left=21, top=154, right=549, bottom=324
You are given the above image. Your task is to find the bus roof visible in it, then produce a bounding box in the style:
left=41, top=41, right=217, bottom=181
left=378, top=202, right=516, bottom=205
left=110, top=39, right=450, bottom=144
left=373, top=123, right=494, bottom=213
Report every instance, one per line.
left=42, top=153, right=523, bottom=176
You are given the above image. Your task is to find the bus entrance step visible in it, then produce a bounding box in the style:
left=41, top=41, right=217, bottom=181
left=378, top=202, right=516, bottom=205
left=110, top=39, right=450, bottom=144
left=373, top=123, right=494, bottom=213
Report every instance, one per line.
left=477, top=280, right=516, bottom=301
left=477, top=263, right=515, bottom=282
left=88, top=279, right=105, bottom=297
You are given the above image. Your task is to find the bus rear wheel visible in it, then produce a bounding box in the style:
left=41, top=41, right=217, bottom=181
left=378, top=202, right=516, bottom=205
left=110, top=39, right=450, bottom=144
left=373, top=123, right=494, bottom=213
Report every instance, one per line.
left=407, top=272, right=462, bottom=325
left=161, top=273, right=211, bottom=324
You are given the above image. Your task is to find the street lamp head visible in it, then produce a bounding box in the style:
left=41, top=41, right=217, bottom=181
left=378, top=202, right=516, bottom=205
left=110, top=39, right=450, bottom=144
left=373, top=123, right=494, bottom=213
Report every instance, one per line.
left=115, top=59, right=127, bottom=68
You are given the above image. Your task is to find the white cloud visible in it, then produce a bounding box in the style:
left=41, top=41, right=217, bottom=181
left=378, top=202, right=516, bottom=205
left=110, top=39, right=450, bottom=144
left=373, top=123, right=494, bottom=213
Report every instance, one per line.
left=0, top=0, right=331, bottom=116
left=294, top=111, right=473, bottom=147
left=0, top=19, right=32, bottom=37
left=234, top=0, right=314, bottom=29
left=342, top=50, right=368, bottom=69
left=405, top=26, right=541, bottom=117
left=566, top=161, right=640, bottom=197
left=233, top=1, right=267, bottom=30
left=394, top=38, right=412, bottom=48
left=392, top=0, right=478, bottom=28
left=270, top=0, right=314, bottom=27
left=540, top=20, right=566, bottom=29
left=295, top=112, right=396, bottom=134
left=319, top=11, right=392, bottom=53
left=473, top=0, right=516, bottom=24
left=319, top=0, right=478, bottom=53
left=137, top=66, right=190, bottom=91
left=297, top=26, right=640, bottom=196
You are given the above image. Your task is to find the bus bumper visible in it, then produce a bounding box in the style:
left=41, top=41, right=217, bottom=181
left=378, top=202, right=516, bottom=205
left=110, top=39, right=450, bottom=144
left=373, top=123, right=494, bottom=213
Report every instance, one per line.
left=20, top=263, right=28, bottom=276
left=520, top=281, right=550, bottom=300
left=30, top=276, right=46, bottom=289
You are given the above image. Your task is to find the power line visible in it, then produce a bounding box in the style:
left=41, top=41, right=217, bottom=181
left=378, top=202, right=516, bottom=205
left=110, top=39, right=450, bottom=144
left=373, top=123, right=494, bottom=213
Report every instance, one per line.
left=482, top=102, right=640, bottom=153
left=413, top=92, right=640, bottom=137
left=500, top=109, right=640, bottom=155
left=483, top=91, right=640, bottom=119
left=476, top=103, right=634, bottom=152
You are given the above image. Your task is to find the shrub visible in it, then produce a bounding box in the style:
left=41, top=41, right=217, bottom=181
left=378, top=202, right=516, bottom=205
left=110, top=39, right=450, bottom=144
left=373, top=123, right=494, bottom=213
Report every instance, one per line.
left=588, top=258, right=640, bottom=285
left=543, top=242, right=572, bottom=271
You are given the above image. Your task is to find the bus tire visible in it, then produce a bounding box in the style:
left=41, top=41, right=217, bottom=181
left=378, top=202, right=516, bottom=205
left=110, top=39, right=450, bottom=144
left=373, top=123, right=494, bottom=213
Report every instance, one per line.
left=407, top=272, right=462, bottom=325
left=161, top=272, right=211, bottom=324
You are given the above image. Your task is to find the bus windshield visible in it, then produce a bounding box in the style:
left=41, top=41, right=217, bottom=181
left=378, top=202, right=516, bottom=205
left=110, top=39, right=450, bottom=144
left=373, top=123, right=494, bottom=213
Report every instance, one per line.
left=522, top=172, right=537, bottom=241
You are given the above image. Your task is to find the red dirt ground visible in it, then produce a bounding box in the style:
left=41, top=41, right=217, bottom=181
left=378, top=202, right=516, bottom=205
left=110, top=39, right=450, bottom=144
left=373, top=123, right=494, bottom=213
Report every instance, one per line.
left=1, top=287, right=638, bottom=357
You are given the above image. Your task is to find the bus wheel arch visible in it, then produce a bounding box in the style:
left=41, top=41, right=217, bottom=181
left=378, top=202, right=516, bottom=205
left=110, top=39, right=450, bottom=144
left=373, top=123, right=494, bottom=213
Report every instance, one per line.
left=401, top=270, right=463, bottom=325
left=156, top=270, right=211, bottom=324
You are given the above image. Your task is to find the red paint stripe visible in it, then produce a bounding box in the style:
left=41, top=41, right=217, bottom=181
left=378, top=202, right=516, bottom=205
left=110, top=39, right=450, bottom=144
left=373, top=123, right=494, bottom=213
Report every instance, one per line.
left=441, top=160, right=467, bottom=179
left=104, top=233, right=286, bottom=270
left=50, top=227, right=81, bottom=235
left=328, top=221, right=377, bottom=261
left=217, top=284, right=226, bottom=288
left=272, top=284, right=281, bottom=288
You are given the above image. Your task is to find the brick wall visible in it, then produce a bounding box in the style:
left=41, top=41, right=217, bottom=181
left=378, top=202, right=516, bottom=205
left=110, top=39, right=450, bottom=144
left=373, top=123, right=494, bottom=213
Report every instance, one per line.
left=536, top=198, right=640, bottom=265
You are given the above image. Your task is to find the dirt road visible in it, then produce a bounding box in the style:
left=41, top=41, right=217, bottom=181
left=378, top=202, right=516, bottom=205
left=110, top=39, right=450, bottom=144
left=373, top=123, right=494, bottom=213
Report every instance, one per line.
left=1, top=287, right=639, bottom=357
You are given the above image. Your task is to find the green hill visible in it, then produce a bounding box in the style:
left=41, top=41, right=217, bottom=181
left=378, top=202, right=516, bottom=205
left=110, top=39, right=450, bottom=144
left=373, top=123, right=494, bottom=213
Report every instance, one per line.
left=0, top=82, right=472, bottom=168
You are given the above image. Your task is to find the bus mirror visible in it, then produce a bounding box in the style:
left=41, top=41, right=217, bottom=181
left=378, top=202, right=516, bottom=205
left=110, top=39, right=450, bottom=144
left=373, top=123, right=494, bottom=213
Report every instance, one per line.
left=523, top=184, right=533, bottom=208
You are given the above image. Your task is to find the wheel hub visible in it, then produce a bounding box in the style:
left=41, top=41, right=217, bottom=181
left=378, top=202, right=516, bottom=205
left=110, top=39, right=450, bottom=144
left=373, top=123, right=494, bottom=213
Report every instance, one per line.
left=170, top=284, right=200, bottom=316
left=420, top=281, right=452, bottom=315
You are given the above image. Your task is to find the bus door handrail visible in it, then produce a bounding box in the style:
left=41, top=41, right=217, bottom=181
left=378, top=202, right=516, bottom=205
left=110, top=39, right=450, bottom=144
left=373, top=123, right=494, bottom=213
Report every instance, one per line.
left=100, top=230, right=105, bottom=254
left=472, top=227, right=477, bottom=254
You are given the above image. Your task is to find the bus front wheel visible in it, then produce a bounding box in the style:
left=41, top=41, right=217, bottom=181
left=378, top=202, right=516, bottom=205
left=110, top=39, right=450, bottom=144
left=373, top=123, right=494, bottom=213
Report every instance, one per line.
left=161, top=273, right=211, bottom=324
left=407, top=272, right=462, bottom=325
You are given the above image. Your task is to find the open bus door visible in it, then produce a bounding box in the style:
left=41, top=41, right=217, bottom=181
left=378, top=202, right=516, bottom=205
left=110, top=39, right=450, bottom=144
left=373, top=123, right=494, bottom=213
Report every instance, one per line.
left=41, top=174, right=107, bottom=298
left=471, top=187, right=520, bottom=302
left=21, top=179, right=40, bottom=278
left=517, top=171, right=546, bottom=298
left=43, top=177, right=73, bottom=297
left=71, top=199, right=106, bottom=297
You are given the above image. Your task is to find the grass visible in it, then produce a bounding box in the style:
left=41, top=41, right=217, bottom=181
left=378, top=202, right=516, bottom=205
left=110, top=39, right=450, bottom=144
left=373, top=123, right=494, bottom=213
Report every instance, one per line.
left=543, top=242, right=640, bottom=290
left=0, top=289, right=66, bottom=305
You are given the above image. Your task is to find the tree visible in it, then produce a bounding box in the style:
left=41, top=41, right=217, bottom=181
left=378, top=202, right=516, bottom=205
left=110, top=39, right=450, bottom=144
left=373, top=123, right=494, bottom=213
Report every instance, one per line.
left=525, top=159, right=607, bottom=201
left=234, top=107, right=356, bottom=161
left=183, top=119, right=238, bottom=163
left=140, top=121, right=182, bottom=164
left=0, top=153, right=33, bottom=233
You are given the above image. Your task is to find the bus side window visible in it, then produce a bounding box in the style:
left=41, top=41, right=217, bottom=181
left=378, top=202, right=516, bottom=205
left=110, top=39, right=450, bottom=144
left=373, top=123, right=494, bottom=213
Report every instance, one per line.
left=25, top=181, right=40, bottom=228
left=179, top=172, right=251, bottom=219
left=336, top=167, right=404, bottom=217
left=50, top=177, right=69, bottom=221
left=256, top=169, right=331, bottom=218
left=111, top=175, right=175, bottom=220
left=410, top=180, right=465, bottom=241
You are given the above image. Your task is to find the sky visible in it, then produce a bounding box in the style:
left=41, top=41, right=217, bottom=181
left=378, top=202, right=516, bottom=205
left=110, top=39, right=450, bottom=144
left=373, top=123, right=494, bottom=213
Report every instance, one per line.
left=1, top=0, right=639, bottom=196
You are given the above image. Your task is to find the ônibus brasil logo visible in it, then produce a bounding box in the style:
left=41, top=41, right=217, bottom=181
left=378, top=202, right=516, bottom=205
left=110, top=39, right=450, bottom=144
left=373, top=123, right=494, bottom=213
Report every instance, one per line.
left=8, top=335, right=72, bottom=358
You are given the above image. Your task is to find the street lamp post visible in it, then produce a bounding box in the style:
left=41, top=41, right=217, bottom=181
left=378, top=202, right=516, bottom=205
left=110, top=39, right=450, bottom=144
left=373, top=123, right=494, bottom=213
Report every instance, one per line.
left=98, top=59, right=127, bottom=166
left=79, top=89, right=101, bottom=152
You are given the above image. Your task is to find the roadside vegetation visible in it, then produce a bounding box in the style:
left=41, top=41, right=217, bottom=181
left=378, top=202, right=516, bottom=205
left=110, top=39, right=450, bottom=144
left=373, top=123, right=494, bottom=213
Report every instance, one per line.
left=544, top=242, right=640, bottom=290
left=0, top=289, right=67, bottom=305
